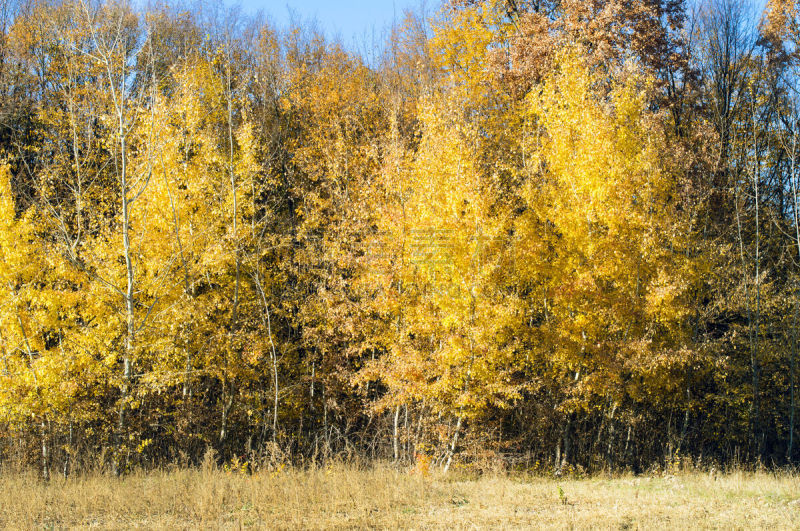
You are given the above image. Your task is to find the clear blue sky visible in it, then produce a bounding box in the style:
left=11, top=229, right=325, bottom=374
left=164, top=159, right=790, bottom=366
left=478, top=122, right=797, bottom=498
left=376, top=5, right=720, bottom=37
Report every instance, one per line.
left=228, top=1, right=768, bottom=48
left=233, top=0, right=440, bottom=46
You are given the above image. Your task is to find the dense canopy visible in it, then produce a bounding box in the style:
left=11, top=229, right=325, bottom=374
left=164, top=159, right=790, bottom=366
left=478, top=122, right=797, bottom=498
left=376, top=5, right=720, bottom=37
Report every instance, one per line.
left=0, top=0, right=798, bottom=476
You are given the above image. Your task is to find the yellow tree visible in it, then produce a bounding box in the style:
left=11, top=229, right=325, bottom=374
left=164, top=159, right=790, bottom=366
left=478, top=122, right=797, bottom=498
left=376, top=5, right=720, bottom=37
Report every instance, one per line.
left=0, top=164, right=62, bottom=479
left=364, top=2, right=525, bottom=468
left=125, top=46, right=266, bottom=456
left=275, top=32, right=389, bottom=451
left=517, top=49, right=698, bottom=467
left=0, top=0, right=142, bottom=475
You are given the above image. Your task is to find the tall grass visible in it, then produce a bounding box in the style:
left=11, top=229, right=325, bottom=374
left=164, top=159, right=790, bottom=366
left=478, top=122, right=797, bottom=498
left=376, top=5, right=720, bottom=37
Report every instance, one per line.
left=1, top=462, right=797, bottom=528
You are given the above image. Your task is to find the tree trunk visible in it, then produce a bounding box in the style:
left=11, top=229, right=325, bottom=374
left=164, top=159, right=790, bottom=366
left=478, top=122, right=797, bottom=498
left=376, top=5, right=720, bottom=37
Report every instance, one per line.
left=254, top=271, right=280, bottom=443
left=224, top=47, right=242, bottom=452
left=40, top=419, right=48, bottom=481
left=393, top=405, right=401, bottom=462
left=219, top=382, right=235, bottom=444
left=734, top=172, right=758, bottom=460
left=605, top=402, right=617, bottom=468
left=790, top=291, right=797, bottom=462
left=404, top=404, right=409, bottom=461
left=443, top=414, right=463, bottom=473
left=561, top=416, right=571, bottom=471
left=789, top=131, right=800, bottom=462
left=751, top=100, right=762, bottom=459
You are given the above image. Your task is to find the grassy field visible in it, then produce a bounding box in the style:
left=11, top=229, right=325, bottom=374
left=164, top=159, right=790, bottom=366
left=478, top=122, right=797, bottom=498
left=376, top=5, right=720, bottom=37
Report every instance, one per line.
left=1, top=463, right=798, bottom=529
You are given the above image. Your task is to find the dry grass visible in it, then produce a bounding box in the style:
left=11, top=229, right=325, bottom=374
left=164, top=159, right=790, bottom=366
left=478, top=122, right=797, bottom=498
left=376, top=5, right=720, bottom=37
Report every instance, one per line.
left=1, top=463, right=798, bottom=529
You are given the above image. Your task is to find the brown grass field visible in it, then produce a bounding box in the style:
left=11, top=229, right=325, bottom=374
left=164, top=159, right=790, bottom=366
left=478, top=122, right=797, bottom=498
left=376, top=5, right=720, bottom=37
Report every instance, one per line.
left=1, top=462, right=798, bottom=529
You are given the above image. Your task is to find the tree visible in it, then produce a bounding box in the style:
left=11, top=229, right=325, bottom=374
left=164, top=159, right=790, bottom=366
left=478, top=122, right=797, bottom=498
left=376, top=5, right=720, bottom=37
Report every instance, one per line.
left=516, top=48, right=699, bottom=468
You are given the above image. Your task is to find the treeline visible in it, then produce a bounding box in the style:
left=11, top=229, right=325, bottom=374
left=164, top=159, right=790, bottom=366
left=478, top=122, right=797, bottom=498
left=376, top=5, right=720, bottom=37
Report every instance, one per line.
left=0, top=0, right=799, bottom=477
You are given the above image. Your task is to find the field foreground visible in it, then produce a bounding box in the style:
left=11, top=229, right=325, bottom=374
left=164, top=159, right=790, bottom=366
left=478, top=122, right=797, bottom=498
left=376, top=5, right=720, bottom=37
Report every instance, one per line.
left=0, top=465, right=798, bottom=529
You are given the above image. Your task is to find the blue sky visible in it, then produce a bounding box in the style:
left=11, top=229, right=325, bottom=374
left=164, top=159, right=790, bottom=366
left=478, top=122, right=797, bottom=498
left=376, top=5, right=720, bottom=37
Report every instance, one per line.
left=233, top=0, right=441, bottom=46
left=222, top=1, right=769, bottom=51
